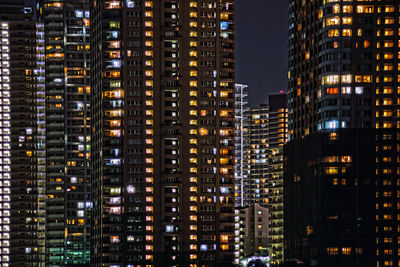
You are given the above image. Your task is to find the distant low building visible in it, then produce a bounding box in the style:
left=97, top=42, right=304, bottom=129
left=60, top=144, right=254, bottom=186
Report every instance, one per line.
left=235, top=203, right=269, bottom=264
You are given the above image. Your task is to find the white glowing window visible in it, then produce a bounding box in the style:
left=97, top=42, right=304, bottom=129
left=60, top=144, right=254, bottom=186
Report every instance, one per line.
left=77, top=210, right=84, bottom=217
left=355, top=86, right=364, bottom=94
left=110, top=207, right=121, bottom=214
left=127, top=185, right=135, bottom=193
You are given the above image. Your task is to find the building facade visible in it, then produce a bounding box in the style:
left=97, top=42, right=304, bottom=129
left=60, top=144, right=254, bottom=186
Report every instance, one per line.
left=286, top=1, right=400, bottom=266
left=246, top=106, right=269, bottom=206
left=41, top=0, right=91, bottom=265
left=267, top=94, right=287, bottom=265
left=0, top=1, right=45, bottom=266
left=91, top=0, right=235, bottom=266
left=234, top=204, right=269, bottom=265
left=234, top=84, right=249, bottom=207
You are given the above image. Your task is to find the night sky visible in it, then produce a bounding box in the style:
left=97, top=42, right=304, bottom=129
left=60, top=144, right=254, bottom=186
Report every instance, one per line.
left=236, top=0, right=289, bottom=107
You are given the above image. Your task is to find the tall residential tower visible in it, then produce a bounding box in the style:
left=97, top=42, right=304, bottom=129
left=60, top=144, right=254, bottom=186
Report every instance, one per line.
left=286, top=1, right=400, bottom=266
left=91, top=1, right=235, bottom=266
left=41, top=0, right=91, bottom=265
left=234, top=84, right=248, bottom=207
left=0, top=1, right=44, bottom=265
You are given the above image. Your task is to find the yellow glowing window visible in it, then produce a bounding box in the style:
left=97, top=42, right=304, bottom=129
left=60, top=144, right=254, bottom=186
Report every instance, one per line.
left=325, top=75, right=339, bottom=84
left=220, top=158, right=229, bottom=164
left=145, top=139, right=153, bottom=145
left=146, top=129, right=153, bottom=135
left=305, top=51, right=310, bottom=60
left=326, top=17, right=339, bottom=26
left=221, top=244, right=229, bottom=251
left=190, top=41, right=197, bottom=47
left=145, top=80, right=153, bottom=87
left=146, top=187, right=153, bottom=193
left=189, top=61, right=197, bottom=66
left=146, top=149, right=153, bottom=154
left=356, top=5, right=373, bottom=13
left=327, top=247, right=339, bottom=255
left=145, top=21, right=153, bottom=27
left=190, top=51, right=197, bottom=57
left=145, top=50, right=153, bottom=57
left=383, top=99, right=393, bottom=105
left=342, top=17, right=352, bottom=25
left=190, top=81, right=197, bottom=87
left=342, top=29, right=352, bottom=37
left=190, top=2, right=197, bottom=7
left=199, top=128, right=208, bottom=136
left=146, top=206, right=153, bottom=212
left=145, top=158, right=153, bottom=164
left=342, top=248, right=352, bottom=255
left=144, top=1, right=153, bottom=7
left=145, top=60, right=153, bottom=66
left=328, top=29, right=339, bottom=37
left=325, top=167, right=338, bottom=175
left=189, top=139, right=197, bottom=145
left=220, top=12, right=229, bottom=20
left=189, top=22, right=197, bottom=27
left=145, top=11, right=153, bottom=17
left=109, top=120, right=121, bottom=127
left=385, top=6, right=394, bottom=13
left=145, top=31, right=153, bottom=37
left=318, top=10, right=323, bottom=19
left=220, top=235, right=229, bottom=243
left=342, top=5, right=352, bottom=13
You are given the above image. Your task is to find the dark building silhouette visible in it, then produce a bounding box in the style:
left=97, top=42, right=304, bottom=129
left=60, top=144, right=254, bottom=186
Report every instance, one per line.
left=286, top=1, right=400, bottom=266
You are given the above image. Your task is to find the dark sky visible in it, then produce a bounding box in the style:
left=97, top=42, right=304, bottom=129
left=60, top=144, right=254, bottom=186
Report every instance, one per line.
left=236, top=0, right=289, bottom=106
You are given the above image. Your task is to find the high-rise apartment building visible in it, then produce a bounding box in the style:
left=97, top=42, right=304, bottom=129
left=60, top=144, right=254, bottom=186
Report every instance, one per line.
left=91, top=1, right=235, bottom=266
left=234, top=203, right=269, bottom=265
left=286, top=1, right=400, bottom=266
left=234, top=93, right=287, bottom=265
left=0, top=1, right=45, bottom=266
left=41, top=0, right=91, bottom=265
left=246, top=105, right=269, bottom=206
left=267, top=94, right=287, bottom=265
left=234, top=84, right=249, bottom=207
